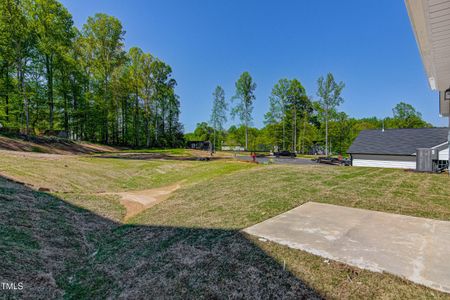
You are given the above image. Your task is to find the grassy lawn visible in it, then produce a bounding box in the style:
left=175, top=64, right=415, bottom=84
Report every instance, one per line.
left=133, top=165, right=450, bottom=229
left=1, top=150, right=449, bottom=299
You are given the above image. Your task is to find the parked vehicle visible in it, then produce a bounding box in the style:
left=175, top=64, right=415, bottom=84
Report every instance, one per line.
left=274, top=151, right=296, bottom=158
left=314, top=156, right=351, bottom=166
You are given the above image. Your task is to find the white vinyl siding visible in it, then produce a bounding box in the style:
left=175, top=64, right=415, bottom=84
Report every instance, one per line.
left=351, top=154, right=416, bottom=169
left=353, top=159, right=416, bottom=169
left=439, top=148, right=449, bottom=161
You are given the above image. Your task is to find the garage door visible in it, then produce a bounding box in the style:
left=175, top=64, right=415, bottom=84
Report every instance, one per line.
left=353, top=159, right=416, bottom=169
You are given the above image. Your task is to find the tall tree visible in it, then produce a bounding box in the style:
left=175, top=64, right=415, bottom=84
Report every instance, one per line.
left=264, top=78, right=290, bottom=150
left=0, top=0, right=34, bottom=134
left=287, top=79, right=309, bottom=152
left=151, top=60, right=175, bottom=146
left=140, top=52, right=154, bottom=147
left=317, top=73, right=345, bottom=156
left=210, top=85, right=227, bottom=150
left=127, top=47, right=144, bottom=147
left=82, top=13, right=125, bottom=143
left=231, top=71, right=256, bottom=150
left=33, top=0, right=74, bottom=130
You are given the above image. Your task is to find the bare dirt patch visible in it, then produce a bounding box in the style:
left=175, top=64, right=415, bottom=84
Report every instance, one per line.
left=104, top=183, right=183, bottom=220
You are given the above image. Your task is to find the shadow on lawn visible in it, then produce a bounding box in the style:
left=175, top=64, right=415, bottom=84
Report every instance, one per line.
left=0, top=175, right=322, bottom=299
left=95, top=152, right=235, bottom=163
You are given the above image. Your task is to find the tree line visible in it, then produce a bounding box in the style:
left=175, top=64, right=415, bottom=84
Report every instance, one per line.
left=0, top=0, right=183, bottom=147
left=187, top=71, right=431, bottom=155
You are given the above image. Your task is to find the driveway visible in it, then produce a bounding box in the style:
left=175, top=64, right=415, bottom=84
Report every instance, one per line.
left=244, top=202, right=450, bottom=293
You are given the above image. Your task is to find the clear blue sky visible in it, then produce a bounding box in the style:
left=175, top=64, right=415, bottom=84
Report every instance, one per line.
left=60, top=0, right=447, bottom=132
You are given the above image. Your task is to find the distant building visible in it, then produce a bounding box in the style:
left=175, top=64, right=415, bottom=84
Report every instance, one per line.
left=186, top=141, right=212, bottom=151
left=348, top=128, right=448, bottom=169
left=221, top=145, right=245, bottom=151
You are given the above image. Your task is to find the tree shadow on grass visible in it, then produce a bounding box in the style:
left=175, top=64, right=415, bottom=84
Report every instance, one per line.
left=94, top=152, right=231, bottom=162
left=0, top=176, right=322, bottom=299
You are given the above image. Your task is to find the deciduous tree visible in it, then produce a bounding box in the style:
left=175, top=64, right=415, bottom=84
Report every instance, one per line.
left=231, top=71, right=256, bottom=150
left=317, top=73, right=345, bottom=156
left=210, top=85, right=227, bottom=150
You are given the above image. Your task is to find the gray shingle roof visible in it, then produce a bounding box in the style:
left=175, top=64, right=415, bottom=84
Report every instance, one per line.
left=347, top=128, right=448, bottom=155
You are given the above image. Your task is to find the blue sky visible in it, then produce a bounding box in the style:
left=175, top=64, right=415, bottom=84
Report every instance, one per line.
left=60, top=0, right=447, bottom=132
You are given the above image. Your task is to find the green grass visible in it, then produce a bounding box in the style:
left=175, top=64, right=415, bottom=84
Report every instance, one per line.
left=0, top=151, right=253, bottom=193
left=131, top=164, right=450, bottom=229
left=1, top=150, right=450, bottom=299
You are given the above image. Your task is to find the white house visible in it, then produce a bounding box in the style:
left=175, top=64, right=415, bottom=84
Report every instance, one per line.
left=405, top=0, right=450, bottom=167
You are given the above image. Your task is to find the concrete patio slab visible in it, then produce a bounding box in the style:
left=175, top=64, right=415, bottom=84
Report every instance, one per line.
left=243, top=202, right=450, bottom=293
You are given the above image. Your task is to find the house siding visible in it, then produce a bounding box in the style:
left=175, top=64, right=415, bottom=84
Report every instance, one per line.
left=352, top=154, right=416, bottom=169
left=439, top=148, right=449, bottom=161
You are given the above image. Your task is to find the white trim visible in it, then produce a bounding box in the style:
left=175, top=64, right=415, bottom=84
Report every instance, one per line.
left=405, top=0, right=437, bottom=90
left=406, top=0, right=450, bottom=91
left=431, top=141, right=448, bottom=149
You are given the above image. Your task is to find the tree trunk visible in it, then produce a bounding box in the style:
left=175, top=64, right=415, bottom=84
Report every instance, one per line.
left=134, top=86, right=139, bottom=147
left=71, top=79, right=78, bottom=140
left=145, top=99, right=150, bottom=148
left=18, top=59, right=29, bottom=135
left=104, top=79, right=109, bottom=144
left=293, top=108, right=297, bottom=153
left=245, top=124, right=248, bottom=150
left=301, top=111, right=307, bottom=154
left=63, top=90, right=69, bottom=134
left=4, top=62, right=9, bottom=122
left=325, top=105, right=329, bottom=156
left=154, top=102, right=158, bottom=146
left=46, top=55, right=54, bottom=130
left=122, top=97, right=126, bottom=144
left=213, top=128, right=216, bottom=152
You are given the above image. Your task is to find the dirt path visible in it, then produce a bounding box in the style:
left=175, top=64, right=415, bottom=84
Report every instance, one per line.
left=104, top=183, right=183, bottom=220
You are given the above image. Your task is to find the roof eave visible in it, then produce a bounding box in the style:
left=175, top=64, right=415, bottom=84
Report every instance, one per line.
left=405, top=0, right=438, bottom=90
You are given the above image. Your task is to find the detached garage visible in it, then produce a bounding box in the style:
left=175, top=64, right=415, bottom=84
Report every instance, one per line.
left=348, top=128, right=449, bottom=170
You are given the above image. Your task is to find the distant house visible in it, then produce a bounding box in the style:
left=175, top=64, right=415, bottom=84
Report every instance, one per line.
left=221, top=145, right=245, bottom=151
left=187, top=141, right=212, bottom=151
left=347, top=128, right=449, bottom=169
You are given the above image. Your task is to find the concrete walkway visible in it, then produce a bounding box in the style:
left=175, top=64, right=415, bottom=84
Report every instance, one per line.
left=243, top=202, right=450, bottom=293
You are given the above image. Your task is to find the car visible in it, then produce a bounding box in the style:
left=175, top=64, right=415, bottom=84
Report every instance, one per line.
left=274, top=150, right=296, bottom=158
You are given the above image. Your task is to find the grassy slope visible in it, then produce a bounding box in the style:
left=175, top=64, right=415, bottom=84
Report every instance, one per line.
left=0, top=151, right=252, bottom=193
left=1, top=151, right=449, bottom=299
